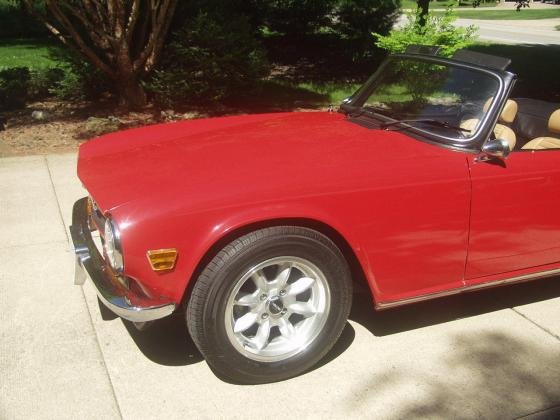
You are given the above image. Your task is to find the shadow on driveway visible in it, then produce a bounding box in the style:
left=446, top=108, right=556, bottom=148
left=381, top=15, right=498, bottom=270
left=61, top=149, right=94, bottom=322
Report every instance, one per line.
left=119, top=274, right=560, bottom=382
left=350, top=275, right=560, bottom=337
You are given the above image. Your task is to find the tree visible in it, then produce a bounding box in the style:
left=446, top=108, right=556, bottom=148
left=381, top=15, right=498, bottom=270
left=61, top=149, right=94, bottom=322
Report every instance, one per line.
left=23, top=0, right=178, bottom=109
left=417, top=0, right=430, bottom=27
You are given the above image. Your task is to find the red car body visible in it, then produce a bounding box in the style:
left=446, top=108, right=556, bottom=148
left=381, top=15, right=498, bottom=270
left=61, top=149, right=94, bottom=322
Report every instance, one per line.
left=77, top=110, right=560, bottom=309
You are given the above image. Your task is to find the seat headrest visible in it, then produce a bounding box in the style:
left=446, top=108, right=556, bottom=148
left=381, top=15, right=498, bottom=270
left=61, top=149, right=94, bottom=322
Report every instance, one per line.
left=482, top=98, right=518, bottom=124
left=499, top=99, right=518, bottom=124
left=549, top=109, right=560, bottom=134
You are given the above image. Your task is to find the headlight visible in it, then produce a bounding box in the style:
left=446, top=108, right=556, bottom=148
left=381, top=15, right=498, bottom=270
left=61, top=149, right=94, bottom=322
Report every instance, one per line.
left=103, top=217, right=124, bottom=273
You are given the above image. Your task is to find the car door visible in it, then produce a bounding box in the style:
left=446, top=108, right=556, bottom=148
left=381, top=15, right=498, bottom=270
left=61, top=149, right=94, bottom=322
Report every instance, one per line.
left=466, top=149, right=560, bottom=283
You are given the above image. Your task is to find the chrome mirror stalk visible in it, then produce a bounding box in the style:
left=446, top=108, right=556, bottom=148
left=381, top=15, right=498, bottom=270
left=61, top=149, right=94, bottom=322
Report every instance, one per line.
left=476, top=138, right=511, bottom=162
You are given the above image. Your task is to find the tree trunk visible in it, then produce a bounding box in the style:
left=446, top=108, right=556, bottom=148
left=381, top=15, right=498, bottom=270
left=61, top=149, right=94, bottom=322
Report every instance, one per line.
left=417, top=0, right=430, bottom=27
left=117, top=76, right=147, bottom=110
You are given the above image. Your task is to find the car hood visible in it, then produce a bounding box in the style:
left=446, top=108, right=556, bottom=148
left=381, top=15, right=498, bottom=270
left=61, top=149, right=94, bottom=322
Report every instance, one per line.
left=78, top=111, right=447, bottom=214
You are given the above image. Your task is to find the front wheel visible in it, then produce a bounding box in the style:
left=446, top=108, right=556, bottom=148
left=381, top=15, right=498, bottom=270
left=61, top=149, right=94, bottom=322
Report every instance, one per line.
left=186, top=226, right=352, bottom=384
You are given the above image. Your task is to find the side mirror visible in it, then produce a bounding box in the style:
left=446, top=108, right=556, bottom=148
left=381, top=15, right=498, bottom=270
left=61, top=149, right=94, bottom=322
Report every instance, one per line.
left=477, top=138, right=511, bottom=162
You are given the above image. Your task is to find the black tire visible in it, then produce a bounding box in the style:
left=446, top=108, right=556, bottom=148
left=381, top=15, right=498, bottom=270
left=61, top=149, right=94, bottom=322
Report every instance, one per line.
left=186, top=226, right=352, bottom=384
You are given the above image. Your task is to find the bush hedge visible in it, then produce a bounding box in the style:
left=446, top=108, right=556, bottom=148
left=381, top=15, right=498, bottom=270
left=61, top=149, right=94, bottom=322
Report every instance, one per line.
left=148, top=13, right=269, bottom=106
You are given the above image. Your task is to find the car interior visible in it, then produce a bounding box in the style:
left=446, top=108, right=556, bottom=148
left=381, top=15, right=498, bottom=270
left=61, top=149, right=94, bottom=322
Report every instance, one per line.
left=462, top=97, right=560, bottom=152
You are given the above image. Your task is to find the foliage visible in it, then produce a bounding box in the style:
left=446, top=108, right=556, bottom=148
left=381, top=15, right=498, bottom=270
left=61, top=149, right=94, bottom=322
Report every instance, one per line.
left=148, top=13, right=268, bottom=106
left=27, top=67, right=64, bottom=98
left=374, top=9, right=478, bottom=57
left=0, top=0, right=47, bottom=38
left=46, top=48, right=110, bottom=101
left=334, top=0, right=401, bottom=41
left=263, top=0, right=336, bottom=35
left=0, top=67, right=30, bottom=110
left=330, top=0, right=400, bottom=60
left=23, top=0, right=179, bottom=109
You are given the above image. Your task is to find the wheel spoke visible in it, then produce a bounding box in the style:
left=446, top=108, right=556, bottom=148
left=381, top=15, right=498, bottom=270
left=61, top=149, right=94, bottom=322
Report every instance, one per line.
left=234, top=290, right=260, bottom=307
left=252, top=319, right=271, bottom=350
left=288, top=302, right=317, bottom=318
left=274, top=263, right=292, bottom=289
left=225, top=255, right=332, bottom=361
left=233, top=311, right=259, bottom=333
left=287, top=276, right=315, bottom=296
left=278, top=318, right=296, bottom=340
left=251, top=269, right=268, bottom=292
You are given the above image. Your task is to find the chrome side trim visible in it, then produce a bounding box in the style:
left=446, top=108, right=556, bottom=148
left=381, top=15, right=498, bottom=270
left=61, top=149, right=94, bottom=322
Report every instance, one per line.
left=70, top=197, right=176, bottom=322
left=376, top=268, right=560, bottom=310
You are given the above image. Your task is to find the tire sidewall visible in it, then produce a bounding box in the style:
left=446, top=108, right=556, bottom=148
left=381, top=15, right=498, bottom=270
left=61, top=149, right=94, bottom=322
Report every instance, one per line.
left=200, top=230, right=351, bottom=383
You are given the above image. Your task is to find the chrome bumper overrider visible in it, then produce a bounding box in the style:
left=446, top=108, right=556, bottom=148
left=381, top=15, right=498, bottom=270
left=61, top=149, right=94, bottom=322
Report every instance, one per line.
left=70, top=197, right=176, bottom=322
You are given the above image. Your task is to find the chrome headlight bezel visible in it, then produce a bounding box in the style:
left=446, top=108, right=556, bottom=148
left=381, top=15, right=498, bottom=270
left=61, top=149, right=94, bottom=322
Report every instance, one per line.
left=103, top=217, right=124, bottom=273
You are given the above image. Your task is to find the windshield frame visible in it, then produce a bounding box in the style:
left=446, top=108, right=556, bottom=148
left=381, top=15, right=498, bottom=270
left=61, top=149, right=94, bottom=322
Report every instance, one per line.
left=341, top=53, right=516, bottom=152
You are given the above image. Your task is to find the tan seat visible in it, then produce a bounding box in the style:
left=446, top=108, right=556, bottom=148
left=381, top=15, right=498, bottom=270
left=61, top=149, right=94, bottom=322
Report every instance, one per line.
left=461, top=99, right=518, bottom=150
left=521, top=109, right=560, bottom=150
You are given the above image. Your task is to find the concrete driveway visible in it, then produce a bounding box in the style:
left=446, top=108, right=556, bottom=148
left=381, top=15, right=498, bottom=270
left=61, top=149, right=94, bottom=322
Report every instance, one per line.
left=1, top=153, right=560, bottom=419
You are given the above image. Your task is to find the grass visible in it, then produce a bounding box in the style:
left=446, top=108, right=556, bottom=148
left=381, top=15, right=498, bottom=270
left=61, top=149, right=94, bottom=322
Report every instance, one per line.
left=296, top=82, right=361, bottom=104
left=401, top=0, right=495, bottom=9
left=0, top=38, right=60, bottom=71
left=434, top=9, right=560, bottom=19
left=263, top=43, right=560, bottom=108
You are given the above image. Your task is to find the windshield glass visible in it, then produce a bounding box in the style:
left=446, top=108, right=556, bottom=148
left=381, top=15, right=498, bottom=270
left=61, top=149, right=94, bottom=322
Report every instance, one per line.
left=355, top=57, right=501, bottom=141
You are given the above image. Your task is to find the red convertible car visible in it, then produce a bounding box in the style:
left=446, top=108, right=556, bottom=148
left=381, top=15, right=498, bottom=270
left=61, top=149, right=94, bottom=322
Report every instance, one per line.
left=71, top=47, right=560, bottom=384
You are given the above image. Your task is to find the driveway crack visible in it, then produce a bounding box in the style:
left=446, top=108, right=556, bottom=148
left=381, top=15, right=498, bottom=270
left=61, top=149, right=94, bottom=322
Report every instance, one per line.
left=511, top=307, right=560, bottom=342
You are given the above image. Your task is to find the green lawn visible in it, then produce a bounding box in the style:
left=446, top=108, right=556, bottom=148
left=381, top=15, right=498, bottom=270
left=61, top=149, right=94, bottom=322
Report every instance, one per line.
left=401, top=0, right=495, bottom=9
left=296, top=82, right=361, bottom=104
left=0, top=38, right=60, bottom=71
left=434, top=9, right=560, bottom=19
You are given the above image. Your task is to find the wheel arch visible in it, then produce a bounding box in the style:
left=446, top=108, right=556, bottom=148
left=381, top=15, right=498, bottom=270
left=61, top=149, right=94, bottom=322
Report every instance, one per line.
left=180, top=217, right=374, bottom=307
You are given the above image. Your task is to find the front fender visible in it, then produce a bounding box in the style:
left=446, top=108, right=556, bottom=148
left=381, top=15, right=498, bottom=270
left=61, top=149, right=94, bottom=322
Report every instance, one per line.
left=112, top=197, right=374, bottom=305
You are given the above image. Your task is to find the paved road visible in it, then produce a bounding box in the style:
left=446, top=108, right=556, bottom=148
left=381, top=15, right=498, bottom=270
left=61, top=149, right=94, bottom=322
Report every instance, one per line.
left=394, top=14, right=560, bottom=45
left=2, top=153, right=560, bottom=419
left=455, top=18, right=560, bottom=45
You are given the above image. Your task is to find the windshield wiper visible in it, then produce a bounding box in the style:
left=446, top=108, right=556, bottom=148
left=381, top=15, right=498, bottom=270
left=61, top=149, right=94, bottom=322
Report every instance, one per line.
left=347, top=105, right=387, bottom=119
left=379, top=119, right=470, bottom=133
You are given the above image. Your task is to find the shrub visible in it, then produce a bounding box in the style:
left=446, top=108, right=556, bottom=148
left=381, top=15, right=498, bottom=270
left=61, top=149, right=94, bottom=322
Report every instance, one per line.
left=0, top=0, right=48, bottom=38
left=0, top=65, right=67, bottom=109
left=264, top=0, right=336, bottom=35
left=374, top=8, right=478, bottom=57
left=47, top=48, right=110, bottom=101
left=148, top=13, right=269, bottom=106
left=334, top=0, right=401, bottom=41
left=0, top=67, right=30, bottom=110
left=28, top=67, right=65, bottom=99
left=331, top=0, right=401, bottom=60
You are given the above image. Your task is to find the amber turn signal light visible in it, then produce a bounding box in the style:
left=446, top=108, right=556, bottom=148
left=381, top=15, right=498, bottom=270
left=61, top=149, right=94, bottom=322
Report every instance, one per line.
left=147, top=248, right=178, bottom=272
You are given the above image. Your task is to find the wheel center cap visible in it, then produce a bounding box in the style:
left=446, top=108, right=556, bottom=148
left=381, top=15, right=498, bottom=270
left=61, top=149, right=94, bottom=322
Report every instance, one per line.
left=267, top=296, right=284, bottom=316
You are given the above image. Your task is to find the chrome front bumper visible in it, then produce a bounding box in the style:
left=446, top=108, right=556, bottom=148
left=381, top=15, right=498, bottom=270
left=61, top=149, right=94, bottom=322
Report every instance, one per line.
left=70, top=197, right=176, bottom=322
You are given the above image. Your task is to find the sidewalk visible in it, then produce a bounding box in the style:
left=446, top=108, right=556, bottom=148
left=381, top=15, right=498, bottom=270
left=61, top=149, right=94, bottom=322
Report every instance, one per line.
left=1, top=153, right=560, bottom=419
